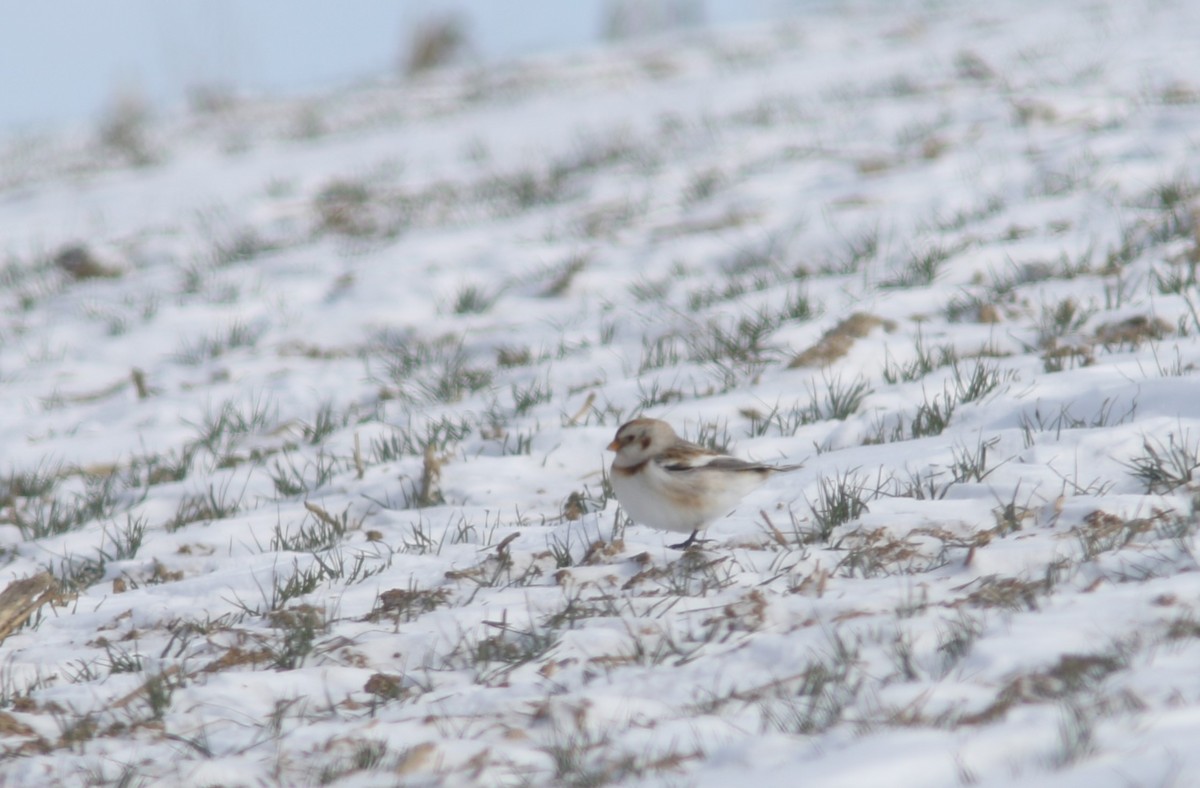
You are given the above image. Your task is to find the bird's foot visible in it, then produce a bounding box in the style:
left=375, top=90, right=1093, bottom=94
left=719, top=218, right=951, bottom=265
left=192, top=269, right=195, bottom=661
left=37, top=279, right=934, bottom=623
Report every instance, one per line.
left=668, top=530, right=713, bottom=550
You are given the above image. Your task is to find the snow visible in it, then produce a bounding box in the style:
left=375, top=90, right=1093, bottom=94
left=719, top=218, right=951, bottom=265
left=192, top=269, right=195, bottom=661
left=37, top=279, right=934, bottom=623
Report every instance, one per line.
left=3, top=0, right=1200, bottom=784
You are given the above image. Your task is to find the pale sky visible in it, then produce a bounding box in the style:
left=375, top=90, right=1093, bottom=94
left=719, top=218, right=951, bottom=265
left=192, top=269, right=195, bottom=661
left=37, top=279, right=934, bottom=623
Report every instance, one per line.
left=0, top=0, right=792, bottom=134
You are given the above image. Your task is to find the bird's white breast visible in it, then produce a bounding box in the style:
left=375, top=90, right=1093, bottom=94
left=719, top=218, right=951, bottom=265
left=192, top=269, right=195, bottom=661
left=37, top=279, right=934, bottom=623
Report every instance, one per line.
left=611, top=459, right=770, bottom=534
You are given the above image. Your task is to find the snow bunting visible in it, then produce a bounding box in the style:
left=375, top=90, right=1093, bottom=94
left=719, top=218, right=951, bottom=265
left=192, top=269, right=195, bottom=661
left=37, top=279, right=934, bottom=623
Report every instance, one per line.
left=607, top=418, right=802, bottom=549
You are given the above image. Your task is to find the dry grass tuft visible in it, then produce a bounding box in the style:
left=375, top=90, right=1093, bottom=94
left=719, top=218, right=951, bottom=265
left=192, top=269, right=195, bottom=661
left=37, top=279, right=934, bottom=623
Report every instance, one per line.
left=788, top=312, right=894, bottom=368
left=54, top=245, right=123, bottom=280
left=404, top=15, right=469, bottom=75
left=1092, top=315, right=1171, bottom=347
left=0, top=572, right=59, bottom=644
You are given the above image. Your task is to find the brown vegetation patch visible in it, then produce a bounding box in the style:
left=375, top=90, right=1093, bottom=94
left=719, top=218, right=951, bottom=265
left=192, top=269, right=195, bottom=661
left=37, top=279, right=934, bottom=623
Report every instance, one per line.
left=314, top=179, right=379, bottom=237
left=54, top=245, right=123, bottom=280
left=1093, top=314, right=1171, bottom=347
left=961, top=653, right=1126, bottom=725
left=404, top=15, right=468, bottom=75
left=0, top=711, right=36, bottom=738
left=650, top=208, right=756, bottom=239
left=977, top=303, right=1002, bottom=324
left=203, top=645, right=273, bottom=672
left=367, top=587, right=452, bottom=623
left=788, top=312, right=894, bottom=368
left=0, top=573, right=59, bottom=645
left=958, top=575, right=1047, bottom=611
left=364, top=673, right=407, bottom=700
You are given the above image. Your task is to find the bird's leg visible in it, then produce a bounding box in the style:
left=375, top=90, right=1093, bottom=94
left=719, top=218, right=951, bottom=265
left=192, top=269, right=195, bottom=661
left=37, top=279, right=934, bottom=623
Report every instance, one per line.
left=668, top=530, right=712, bottom=550
left=667, top=531, right=695, bottom=550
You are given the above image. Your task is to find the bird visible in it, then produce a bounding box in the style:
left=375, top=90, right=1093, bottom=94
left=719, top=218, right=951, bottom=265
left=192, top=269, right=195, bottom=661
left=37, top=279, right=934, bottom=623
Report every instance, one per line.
left=606, top=418, right=802, bottom=549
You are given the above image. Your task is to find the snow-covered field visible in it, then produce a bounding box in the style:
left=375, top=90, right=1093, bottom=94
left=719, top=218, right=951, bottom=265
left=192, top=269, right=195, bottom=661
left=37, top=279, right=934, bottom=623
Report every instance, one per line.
left=3, top=1, right=1200, bottom=784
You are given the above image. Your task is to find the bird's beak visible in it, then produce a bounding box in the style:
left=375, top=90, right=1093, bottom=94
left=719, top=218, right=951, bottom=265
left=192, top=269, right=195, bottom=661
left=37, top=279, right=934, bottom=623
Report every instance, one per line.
left=606, top=439, right=620, bottom=452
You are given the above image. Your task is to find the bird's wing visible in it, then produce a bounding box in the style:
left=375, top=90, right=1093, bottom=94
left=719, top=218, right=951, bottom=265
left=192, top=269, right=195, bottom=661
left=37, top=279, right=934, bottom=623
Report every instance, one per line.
left=654, top=440, right=803, bottom=473
left=659, top=453, right=765, bottom=473
left=660, top=454, right=803, bottom=474
left=649, top=441, right=712, bottom=467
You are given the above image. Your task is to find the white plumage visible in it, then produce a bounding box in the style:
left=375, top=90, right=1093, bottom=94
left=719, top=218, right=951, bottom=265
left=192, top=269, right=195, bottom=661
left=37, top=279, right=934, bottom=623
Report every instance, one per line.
left=607, top=418, right=801, bottom=548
